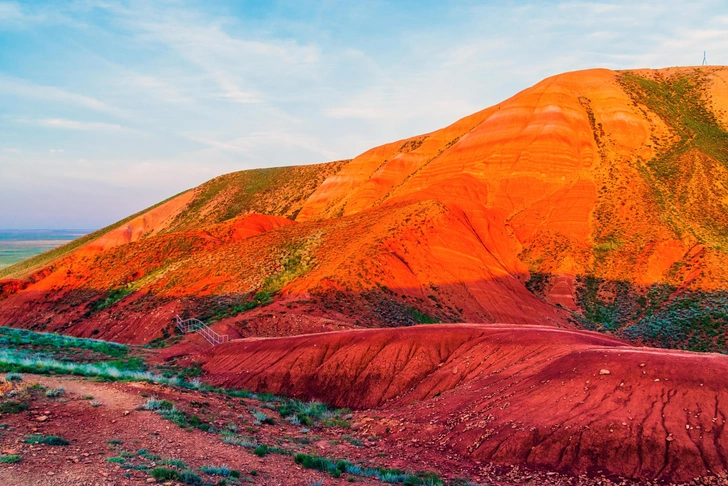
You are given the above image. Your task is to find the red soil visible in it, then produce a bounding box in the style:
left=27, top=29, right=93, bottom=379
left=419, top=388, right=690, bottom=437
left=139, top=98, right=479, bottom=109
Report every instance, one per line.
left=200, top=324, right=728, bottom=482
left=4, top=67, right=728, bottom=337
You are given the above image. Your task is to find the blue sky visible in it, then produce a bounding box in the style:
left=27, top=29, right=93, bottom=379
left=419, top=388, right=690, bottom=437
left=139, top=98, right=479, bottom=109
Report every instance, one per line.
left=1, top=0, right=727, bottom=228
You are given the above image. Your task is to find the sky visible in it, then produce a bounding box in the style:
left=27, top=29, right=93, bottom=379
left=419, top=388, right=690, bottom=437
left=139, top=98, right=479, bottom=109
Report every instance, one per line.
left=1, top=0, right=727, bottom=229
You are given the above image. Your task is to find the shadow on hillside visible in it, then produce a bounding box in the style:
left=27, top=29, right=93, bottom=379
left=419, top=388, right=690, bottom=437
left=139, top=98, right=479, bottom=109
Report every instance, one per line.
left=1, top=272, right=728, bottom=353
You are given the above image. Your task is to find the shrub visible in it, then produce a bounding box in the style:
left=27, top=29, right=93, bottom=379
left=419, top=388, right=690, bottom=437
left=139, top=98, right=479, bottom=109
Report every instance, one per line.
left=252, top=410, right=275, bottom=425
left=0, top=454, right=21, bottom=463
left=5, top=372, right=21, bottom=381
left=0, top=401, right=29, bottom=414
left=24, top=434, right=69, bottom=446
left=105, top=456, right=126, bottom=464
left=161, top=458, right=186, bottom=469
left=143, top=397, right=173, bottom=411
left=200, top=465, right=239, bottom=478
left=137, top=449, right=161, bottom=460
left=151, top=467, right=179, bottom=481
left=45, top=387, right=64, bottom=398
left=221, top=434, right=257, bottom=448
left=178, top=469, right=202, bottom=485
left=293, top=453, right=443, bottom=484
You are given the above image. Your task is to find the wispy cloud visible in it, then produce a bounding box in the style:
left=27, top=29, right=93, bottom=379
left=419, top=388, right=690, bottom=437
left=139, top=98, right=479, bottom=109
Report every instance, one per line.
left=0, top=76, right=125, bottom=116
left=187, top=131, right=341, bottom=160
left=21, top=118, right=133, bottom=133
left=2, top=0, right=728, bottom=228
left=38, top=118, right=123, bottom=131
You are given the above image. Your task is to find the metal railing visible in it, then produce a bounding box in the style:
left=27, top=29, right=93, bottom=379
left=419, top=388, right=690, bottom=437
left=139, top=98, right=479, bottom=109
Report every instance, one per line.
left=175, top=315, right=229, bottom=346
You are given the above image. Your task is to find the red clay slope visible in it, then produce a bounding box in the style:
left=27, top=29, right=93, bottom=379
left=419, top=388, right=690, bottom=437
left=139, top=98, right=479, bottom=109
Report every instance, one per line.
left=2, top=67, right=728, bottom=346
left=201, top=324, right=728, bottom=482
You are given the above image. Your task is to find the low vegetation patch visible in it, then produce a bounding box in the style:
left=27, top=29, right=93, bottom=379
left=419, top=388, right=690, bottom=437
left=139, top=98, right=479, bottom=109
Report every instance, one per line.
left=199, top=465, right=240, bottom=478
left=278, top=399, right=350, bottom=428
left=24, top=434, right=69, bottom=446
left=0, top=454, right=21, bottom=464
left=150, top=466, right=201, bottom=485
left=0, top=400, right=29, bottom=414
left=294, top=453, right=443, bottom=484
left=0, top=326, right=127, bottom=358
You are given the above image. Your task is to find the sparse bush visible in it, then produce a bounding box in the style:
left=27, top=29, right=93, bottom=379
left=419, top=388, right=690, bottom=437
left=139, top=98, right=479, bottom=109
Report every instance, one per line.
left=45, top=387, right=63, bottom=398
left=293, top=453, right=443, bottom=484
left=221, top=434, right=257, bottom=448
left=252, top=444, right=288, bottom=457
left=0, top=326, right=127, bottom=357
left=24, top=434, right=69, bottom=446
left=161, top=458, right=186, bottom=469
left=252, top=409, right=275, bottom=425
left=143, top=397, right=173, bottom=411
left=0, top=400, right=28, bottom=414
left=151, top=467, right=179, bottom=481
left=137, top=449, right=161, bottom=460
left=200, top=465, right=239, bottom=478
left=5, top=372, right=21, bottom=381
left=278, top=399, right=350, bottom=428
left=0, top=454, right=21, bottom=463
left=90, top=400, right=102, bottom=407
left=105, top=456, right=126, bottom=464
left=178, top=469, right=202, bottom=485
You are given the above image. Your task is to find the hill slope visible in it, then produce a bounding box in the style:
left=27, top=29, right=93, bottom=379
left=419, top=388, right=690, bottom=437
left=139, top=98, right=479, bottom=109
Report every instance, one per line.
left=1, top=67, right=728, bottom=352
left=200, top=324, right=728, bottom=482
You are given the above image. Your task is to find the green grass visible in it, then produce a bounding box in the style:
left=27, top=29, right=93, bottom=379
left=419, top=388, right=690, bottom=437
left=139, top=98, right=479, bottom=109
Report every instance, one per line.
left=0, top=401, right=29, bottom=414
left=277, top=399, right=350, bottom=428
left=199, top=465, right=240, bottom=478
left=87, top=287, right=134, bottom=314
left=0, top=326, right=127, bottom=358
left=294, top=453, right=442, bottom=484
left=165, top=161, right=347, bottom=232
left=0, top=454, right=21, bottom=464
left=24, top=434, right=69, bottom=446
left=618, top=70, right=728, bottom=245
left=407, top=306, right=438, bottom=325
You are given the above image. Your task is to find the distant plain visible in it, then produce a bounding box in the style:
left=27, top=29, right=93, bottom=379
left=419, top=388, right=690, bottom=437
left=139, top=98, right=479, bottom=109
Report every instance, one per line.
left=0, top=230, right=89, bottom=269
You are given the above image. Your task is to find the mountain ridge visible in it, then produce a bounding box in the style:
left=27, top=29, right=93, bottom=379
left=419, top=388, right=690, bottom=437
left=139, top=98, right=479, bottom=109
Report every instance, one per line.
left=1, top=66, right=728, bottom=353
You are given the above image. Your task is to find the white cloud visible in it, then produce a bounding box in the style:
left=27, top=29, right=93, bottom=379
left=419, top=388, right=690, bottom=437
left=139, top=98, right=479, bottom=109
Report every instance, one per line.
left=0, top=2, right=22, bottom=20
left=35, top=118, right=126, bottom=132
left=0, top=76, right=125, bottom=116
left=187, top=130, right=341, bottom=161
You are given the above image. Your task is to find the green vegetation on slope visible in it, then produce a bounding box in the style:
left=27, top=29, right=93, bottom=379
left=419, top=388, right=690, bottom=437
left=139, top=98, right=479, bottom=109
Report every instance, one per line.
left=618, top=70, right=728, bottom=246
left=0, top=326, right=128, bottom=357
left=164, top=161, right=348, bottom=232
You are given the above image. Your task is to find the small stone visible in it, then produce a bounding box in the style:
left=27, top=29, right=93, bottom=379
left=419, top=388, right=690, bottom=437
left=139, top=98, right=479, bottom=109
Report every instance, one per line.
left=146, top=479, right=156, bottom=484
left=655, top=378, right=660, bottom=382
left=35, top=416, right=48, bottom=422
left=599, top=369, right=610, bottom=375
left=639, top=363, right=646, bottom=367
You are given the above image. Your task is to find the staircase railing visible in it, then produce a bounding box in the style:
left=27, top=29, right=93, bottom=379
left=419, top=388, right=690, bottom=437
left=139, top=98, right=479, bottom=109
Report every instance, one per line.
left=175, top=315, right=229, bottom=346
